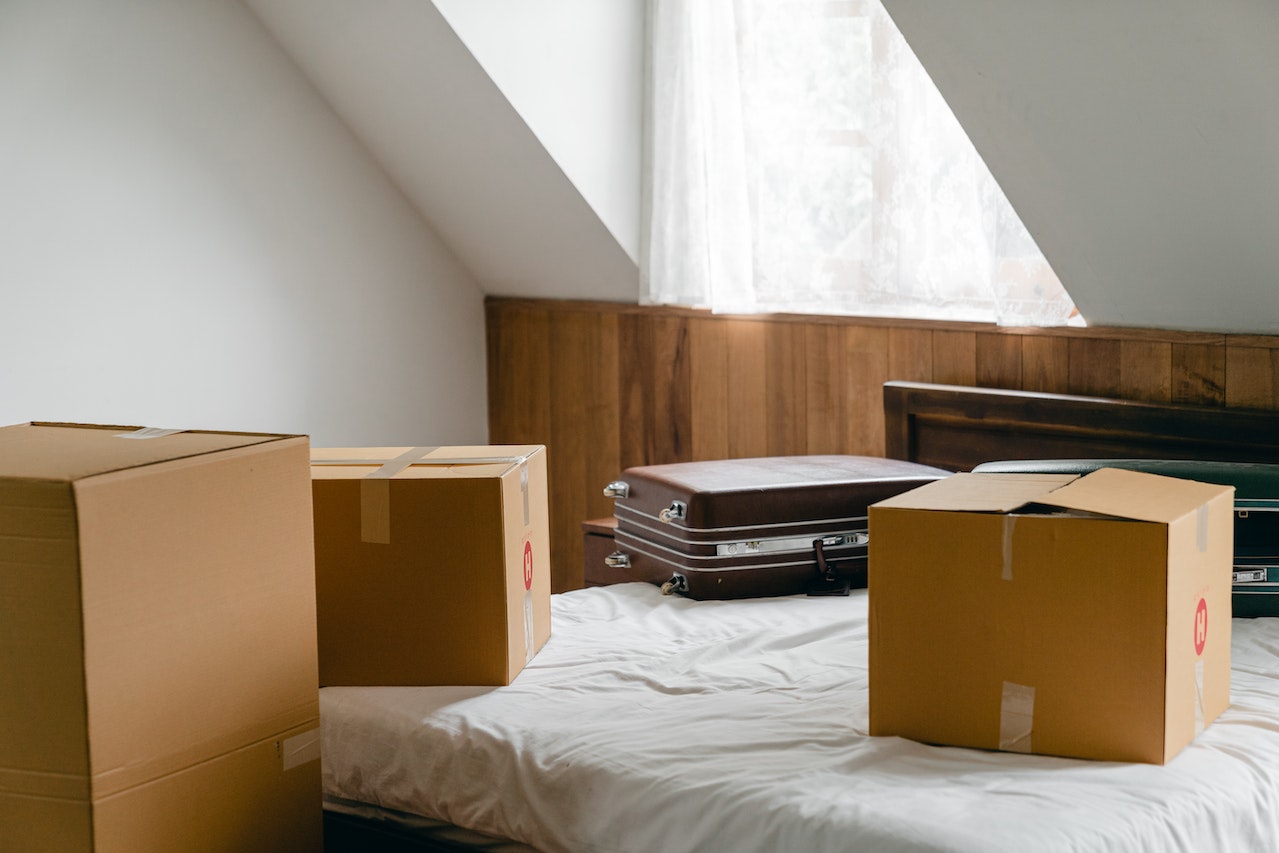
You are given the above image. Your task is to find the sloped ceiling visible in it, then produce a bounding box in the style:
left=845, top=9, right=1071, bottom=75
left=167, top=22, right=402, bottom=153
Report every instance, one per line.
left=433, top=0, right=643, bottom=265
left=243, top=0, right=639, bottom=303
left=883, top=0, right=1279, bottom=334
left=246, top=1, right=1278, bottom=334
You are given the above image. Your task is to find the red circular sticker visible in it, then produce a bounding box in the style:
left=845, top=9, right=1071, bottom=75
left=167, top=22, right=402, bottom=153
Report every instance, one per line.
left=523, top=540, right=534, bottom=591
left=1193, top=597, right=1208, bottom=656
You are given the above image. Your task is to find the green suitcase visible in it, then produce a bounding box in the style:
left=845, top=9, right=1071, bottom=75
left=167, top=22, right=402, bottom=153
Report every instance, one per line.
left=972, top=458, right=1279, bottom=617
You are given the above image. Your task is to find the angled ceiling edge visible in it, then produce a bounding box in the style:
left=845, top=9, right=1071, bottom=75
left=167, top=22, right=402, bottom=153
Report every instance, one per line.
left=244, top=0, right=638, bottom=302
left=882, top=0, right=1279, bottom=334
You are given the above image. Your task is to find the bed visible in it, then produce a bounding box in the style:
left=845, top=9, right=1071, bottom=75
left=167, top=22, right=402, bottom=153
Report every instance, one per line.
left=321, top=381, right=1279, bottom=852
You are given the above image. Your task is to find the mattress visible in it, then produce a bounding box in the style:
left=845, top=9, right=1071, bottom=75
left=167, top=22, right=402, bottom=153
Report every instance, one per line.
left=321, top=583, right=1279, bottom=852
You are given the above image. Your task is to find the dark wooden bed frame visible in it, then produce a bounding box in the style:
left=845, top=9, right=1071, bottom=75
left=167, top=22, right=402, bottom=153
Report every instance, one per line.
left=326, top=380, right=1279, bottom=852
left=883, top=381, right=1279, bottom=470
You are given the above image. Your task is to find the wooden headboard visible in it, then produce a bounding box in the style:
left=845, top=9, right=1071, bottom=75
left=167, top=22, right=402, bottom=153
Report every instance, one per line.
left=883, top=381, right=1279, bottom=471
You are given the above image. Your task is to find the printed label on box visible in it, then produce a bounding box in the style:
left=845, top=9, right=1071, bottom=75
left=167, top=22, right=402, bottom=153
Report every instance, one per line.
left=1194, top=597, right=1208, bottom=657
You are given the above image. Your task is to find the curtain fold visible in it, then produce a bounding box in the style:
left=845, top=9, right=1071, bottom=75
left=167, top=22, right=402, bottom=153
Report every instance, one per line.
left=643, top=0, right=1079, bottom=327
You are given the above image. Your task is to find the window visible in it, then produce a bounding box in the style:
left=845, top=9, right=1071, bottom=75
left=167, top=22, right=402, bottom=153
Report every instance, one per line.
left=643, top=0, right=1079, bottom=327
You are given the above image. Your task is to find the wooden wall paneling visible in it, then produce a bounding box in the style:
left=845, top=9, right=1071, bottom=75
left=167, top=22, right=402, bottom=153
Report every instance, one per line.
left=1021, top=335, right=1069, bottom=392
left=1118, top=340, right=1172, bottom=403
left=1226, top=340, right=1279, bottom=409
left=886, top=327, right=933, bottom=383
left=765, top=322, right=808, bottom=455
left=617, top=313, right=693, bottom=468
left=846, top=325, right=890, bottom=456
left=804, top=323, right=850, bottom=455
left=623, top=313, right=693, bottom=466
left=546, top=310, right=619, bottom=592
left=546, top=311, right=589, bottom=591
left=616, top=313, right=648, bottom=470
left=1066, top=338, right=1123, bottom=398
left=655, top=313, right=694, bottom=463
left=583, top=313, right=622, bottom=519
left=975, top=332, right=1022, bottom=390
left=485, top=298, right=1279, bottom=592
left=1171, top=342, right=1226, bottom=406
left=484, top=300, right=507, bottom=438
left=725, top=319, right=769, bottom=457
left=1225, top=345, right=1278, bottom=409
left=485, top=301, right=552, bottom=445
left=931, top=330, right=977, bottom=387
left=688, top=317, right=731, bottom=460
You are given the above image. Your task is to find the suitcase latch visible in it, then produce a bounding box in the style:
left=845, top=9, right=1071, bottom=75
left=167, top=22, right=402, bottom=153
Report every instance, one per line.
left=819, top=533, right=867, bottom=548
left=658, top=501, right=686, bottom=523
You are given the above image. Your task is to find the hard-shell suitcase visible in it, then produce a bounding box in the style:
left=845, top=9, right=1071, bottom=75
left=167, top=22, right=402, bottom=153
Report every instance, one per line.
left=972, top=458, right=1279, bottom=617
left=602, top=455, right=950, bottom=600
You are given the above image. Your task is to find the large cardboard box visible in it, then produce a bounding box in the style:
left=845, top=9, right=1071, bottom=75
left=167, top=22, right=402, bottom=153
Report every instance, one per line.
left=869, top=468, right=1234, bottom=764
left=311, top=445, right=552, bottom=686
left=0, top=422, right=321, bottom=852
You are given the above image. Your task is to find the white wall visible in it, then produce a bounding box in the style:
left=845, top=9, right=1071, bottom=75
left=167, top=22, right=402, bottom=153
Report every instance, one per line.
left=433, top=0, right=645, bottom=263
left=0, top=0, right=489, bottom=446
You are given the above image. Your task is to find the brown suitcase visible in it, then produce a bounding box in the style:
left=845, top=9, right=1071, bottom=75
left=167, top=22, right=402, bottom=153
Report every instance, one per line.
left=602, top=455, right=950, bottom=599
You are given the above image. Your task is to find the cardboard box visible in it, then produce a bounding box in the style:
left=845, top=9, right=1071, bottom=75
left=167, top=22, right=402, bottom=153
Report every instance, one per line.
left=0, top=422, right=321, bottom=852
left=311, top=445, right=551, bottom=686
left=869, top=468, right=1234, bottom=764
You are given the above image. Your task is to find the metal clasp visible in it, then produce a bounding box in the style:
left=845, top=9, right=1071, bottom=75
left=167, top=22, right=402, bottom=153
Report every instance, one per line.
left=660, top=574, right=689, bottom=595
left=658, top=501, right=686, bottom=523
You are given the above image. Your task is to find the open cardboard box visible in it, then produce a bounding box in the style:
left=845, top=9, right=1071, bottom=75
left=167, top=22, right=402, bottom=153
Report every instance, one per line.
left=869, top=468, right=1234, bottom=764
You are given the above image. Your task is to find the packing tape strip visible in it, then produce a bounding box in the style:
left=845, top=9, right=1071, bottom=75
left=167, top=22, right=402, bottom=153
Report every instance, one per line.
left=281, top=727, right=321, bottom=771
left=523, top=590, right=535, bottom=664
left=1001, top=516, right=1017, bottom=581
left=1194, top=659, right=1206, bottom=737
left=313, top=453, right=528, bottom=469
left=361, top=478, right=392, bottom=544
left=360, top=446, right=438, bottom=544
left=999, top=681, right=1035, bottom=753
left=521, top=461, right=530, bottom=526
left=116, top=427, right=185, bottom=440
left=367, top=446, right=442, bottom=480
left=378, top=453, right=528, bottom=471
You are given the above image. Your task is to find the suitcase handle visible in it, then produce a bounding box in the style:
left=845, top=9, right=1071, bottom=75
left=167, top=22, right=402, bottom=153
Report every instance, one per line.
left=807, top=537, right=861, bottom=597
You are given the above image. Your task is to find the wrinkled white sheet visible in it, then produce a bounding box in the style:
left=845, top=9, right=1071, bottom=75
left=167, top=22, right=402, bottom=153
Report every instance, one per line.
left=321, top=583, right=1279, bottom=853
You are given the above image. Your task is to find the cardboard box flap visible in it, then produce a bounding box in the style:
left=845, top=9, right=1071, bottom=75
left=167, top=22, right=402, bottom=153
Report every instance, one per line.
left=1037, top=467, right=1235, bottom=524
left=310, top=445, right=542, bottom=480
left=0, top=422, right=294, bottom=482
left=872, top=472, right=1078, bottom=513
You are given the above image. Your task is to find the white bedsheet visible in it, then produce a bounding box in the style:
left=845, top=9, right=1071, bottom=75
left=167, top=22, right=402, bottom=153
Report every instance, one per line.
left=321, top=583, right=1279, bottom=853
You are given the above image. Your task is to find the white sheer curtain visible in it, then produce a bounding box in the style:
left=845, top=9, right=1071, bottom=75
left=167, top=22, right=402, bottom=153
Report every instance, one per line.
left=643, top=0, right=1079, bottom=327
